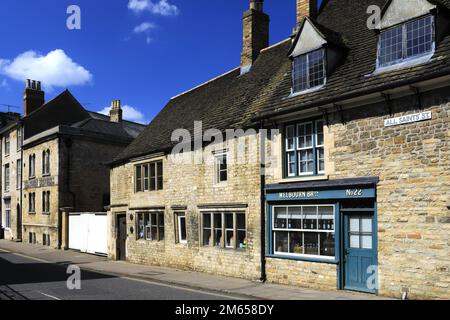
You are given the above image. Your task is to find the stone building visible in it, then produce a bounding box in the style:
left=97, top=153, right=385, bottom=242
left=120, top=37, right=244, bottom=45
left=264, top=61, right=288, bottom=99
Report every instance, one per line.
left=0, top=112, right=22, bottom=241
left=108, top=0, right=449, bottom=299
left=1, top=80, right=145, bottom=248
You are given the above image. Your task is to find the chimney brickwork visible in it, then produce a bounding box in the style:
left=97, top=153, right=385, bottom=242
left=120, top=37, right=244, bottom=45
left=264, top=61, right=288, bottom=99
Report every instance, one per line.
left=297, top=0, right=318, bottom=24
left=241, top=0, right=269, bottom=69
left=110, top=100, right=123, bottom=123
left=24, top=79, right=45, bottom=116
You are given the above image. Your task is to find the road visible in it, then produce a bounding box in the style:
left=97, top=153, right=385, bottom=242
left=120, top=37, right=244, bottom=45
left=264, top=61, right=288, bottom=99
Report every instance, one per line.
left=0, top=250, right=238, bottom=300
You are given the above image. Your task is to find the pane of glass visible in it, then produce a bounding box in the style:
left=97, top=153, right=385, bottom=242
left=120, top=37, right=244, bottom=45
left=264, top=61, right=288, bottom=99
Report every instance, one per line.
left=203, top=229, right=211, bottom=246
left=304, top=233, right=319, bottom=255
left=145, top=226, right=151, bottom=240
left=286, top=126, right=295, bottom=150
left=320, top=233, right=335, bottom=256
left=226, top=230, right=234, bottom=248
left=289, top=232, right=303, bottom=254
left=361, top=235, right=373, bottom=249
left=138, top=214, right=144, bottom=239
left=406, top=16, right=433, bottom=58
left=225, top=213, right=233, bottom=229
left=308, top=50, right=325, bottom=88
left=237, top=230, right=246, bottom=249
left=274, top=231, right=289, bottom=253
left=135, top=166, right=142, bottom=192
left=159, top=226, right=164, bottom=241
left=379, top=25, right=403, bottom=67
left=318, top=148, right=325, bottom=172
left=203, top=214, right=211, bottom=228
left=318, top=206, right=334, bottom=230
left=159, top=213, right=164, bottom=227
left=219, top=170, right=227, bottom=182
left=274, top=207, right=287, bottom=229
left=214, top=214, right=222, bottom=246
left=287, top=152, right=295, bottom=175
left=350, top=234, right=360, bottom=248
left=179, top=217, right=187, bottom=241
left=303, top=206, right=317, bottom=229
left=151, top=226, right=158, bottom=241
left=361, top=217, right=372, bottom=233
left=350, top=217, right=360, bottom=232
left=236, top=214, right=245, bottom=230
left=293, top=55, right=308, bottom=92
left=288, top=207, right=302, bottom=229
left=150, top=163, right=156, bottom=190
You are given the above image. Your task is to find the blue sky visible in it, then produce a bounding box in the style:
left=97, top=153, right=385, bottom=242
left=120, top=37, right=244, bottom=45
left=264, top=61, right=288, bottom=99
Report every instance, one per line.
left=0, top=0, right=317, bottom=124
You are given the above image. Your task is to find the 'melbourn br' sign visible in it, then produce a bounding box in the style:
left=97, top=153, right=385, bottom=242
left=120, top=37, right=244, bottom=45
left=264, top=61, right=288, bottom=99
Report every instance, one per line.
left=384, top=111, right=432, bottom=127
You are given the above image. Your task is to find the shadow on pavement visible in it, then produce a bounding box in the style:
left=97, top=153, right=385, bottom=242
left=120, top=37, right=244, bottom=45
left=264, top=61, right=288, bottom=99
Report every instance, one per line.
left=0, top=251, right=115, bottom=286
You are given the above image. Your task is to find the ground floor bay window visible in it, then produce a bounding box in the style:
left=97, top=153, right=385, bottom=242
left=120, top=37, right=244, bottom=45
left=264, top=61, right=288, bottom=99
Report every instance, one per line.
left=273, top=205, right=335, bottom=259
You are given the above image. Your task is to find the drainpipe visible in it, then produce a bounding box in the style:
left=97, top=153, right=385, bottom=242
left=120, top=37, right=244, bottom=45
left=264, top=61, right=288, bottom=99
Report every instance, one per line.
left=58, top=138, right=75, bottom=249
left=19, top=120, right=23, bottom=242
left=259, top=120, right=267, bottom=283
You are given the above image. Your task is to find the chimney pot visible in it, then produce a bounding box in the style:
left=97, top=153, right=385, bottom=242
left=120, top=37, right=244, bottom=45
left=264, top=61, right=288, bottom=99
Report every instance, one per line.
left=26, top=79, right=31, bottom=89
left=110, top=99, right=123, bottom=123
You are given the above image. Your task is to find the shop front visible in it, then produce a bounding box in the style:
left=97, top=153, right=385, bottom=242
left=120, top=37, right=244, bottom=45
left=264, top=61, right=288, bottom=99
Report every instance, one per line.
left=266, top=177, right=379, bottom=294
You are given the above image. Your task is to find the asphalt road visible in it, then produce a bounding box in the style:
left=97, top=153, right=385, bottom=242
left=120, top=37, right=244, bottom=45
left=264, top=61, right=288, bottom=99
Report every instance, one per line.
left=0, top=251, right=238, bottom=300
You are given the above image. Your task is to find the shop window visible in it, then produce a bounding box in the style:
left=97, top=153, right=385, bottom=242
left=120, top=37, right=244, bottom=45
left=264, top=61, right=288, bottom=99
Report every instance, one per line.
left=135, top=160, right=163, bottom=192
left=175, top=212, right=187, bottom=244
left=137, top=212, right=164, bottom=241
left=272, top=205, right=335, bottom=258
left=285, top=119, right=325, bottom=177
left=202, top=212, right=246, bottom=249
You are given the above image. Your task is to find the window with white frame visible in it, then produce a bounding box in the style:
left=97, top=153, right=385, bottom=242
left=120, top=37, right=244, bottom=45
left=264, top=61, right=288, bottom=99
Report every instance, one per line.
left=137, top=212, right=165, bottom=241
left=4, top=164, right=10, bottom=192
left=378, top=15, right=434, bottom=68
left=175, top=212, right=187, bottom=244
left=272, top=205, right=335, bottom=258
left=292, top=48, right=326, bottom=93
left=4, top=200, right=11, bottom=229
left=214, top=153, right=228, bottom=183
left=285, top=119, right=325, bottom=177
left=202, top=212, right=246, bottom=249
left=4, top=135, right=10, bottom=156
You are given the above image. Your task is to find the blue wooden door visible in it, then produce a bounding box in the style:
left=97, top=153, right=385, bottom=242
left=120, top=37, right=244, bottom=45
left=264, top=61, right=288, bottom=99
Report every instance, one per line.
left=344, top=214, right=377, bottom=293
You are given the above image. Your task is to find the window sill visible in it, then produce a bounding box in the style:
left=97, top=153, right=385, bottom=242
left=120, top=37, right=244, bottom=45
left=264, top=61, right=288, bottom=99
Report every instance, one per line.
left=42, top=174, right=51, bottom=177
left=277, top=175, right=329, bottom=184
left=286, top=84, right=325, bottom=99
left=28, top=212, right=36, bottom=215
left=372, top=53, right=435, bottom=75
left=42, top=212, right=50, bottom=216
left=201, top=246, right=247, bottom=253
left=29, top=177, right=36, bottom=180
left=213, top=182, right=228, bottom=188
left=267, top=254, right=338, bottom=264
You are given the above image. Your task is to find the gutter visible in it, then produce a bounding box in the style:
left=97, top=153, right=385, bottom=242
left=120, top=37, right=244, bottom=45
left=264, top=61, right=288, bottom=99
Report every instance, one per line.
left=252, top=65, right=450, bottom=121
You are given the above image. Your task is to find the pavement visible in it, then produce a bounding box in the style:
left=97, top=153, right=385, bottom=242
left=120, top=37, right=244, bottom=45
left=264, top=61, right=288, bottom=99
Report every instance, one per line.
left=0, top=240, right=385, bottom=300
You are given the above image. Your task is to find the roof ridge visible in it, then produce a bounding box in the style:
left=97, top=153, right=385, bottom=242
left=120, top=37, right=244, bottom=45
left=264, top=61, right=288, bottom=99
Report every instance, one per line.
left=260, top=38, right=292, bottom=53
left=170, top=67, right=240, bottom=100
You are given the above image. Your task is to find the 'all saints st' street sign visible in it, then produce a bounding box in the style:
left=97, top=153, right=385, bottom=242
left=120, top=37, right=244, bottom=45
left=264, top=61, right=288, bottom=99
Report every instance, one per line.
left=384, top=111, right=432, bottom=127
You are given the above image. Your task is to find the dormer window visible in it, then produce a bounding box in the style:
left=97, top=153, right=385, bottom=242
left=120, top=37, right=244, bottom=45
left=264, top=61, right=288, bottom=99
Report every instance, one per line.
left=293, top=49, right=326, bottom=93
left=378, top=15, right=435, bottom=68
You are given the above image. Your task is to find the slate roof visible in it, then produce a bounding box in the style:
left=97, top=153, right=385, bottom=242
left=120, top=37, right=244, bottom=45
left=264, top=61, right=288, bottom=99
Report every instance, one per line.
left=23, top=90, right=145, bottom=142
left=111, top=0, right=450, bottom=165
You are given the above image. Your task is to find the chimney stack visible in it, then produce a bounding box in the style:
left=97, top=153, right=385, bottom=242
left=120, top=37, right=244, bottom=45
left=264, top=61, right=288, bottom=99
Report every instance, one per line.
left=297, top=0, right=318, bottom=25
left=241, top=0, right=269, bottom=71
left=110, top=100, right=123, bottom=123
left=24, top=79, right=45, bottom=116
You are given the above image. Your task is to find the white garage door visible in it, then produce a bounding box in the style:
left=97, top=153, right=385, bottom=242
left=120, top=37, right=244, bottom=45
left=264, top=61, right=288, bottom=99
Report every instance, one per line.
left=69, top=212, right=107, bottom=255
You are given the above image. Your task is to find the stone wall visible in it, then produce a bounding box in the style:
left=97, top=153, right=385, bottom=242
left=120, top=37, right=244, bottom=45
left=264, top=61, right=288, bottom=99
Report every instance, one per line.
left=265, top=87, right=450, bottom=299
left=110, top=134, right=263, bottom=280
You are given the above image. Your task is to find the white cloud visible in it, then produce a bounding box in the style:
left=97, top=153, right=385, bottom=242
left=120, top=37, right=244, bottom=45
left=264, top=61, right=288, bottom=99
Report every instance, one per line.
left=128, top=0, right=179, bottom=16
left=0, top=49, right=92, bottom=91
left=99, top=105, right=147, bottom=124
left=133, top=22, right=157, bottom=33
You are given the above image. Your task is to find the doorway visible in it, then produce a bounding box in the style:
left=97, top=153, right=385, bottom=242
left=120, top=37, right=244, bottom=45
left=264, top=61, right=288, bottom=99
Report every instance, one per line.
left=343, top=212, right=377, bottom=293
left=117, top=214, right=127, bottom=261
left=16, top=204, right=22, bottom=241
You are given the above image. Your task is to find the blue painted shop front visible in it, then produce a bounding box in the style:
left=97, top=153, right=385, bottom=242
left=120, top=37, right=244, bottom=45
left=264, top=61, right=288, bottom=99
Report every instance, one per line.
left=266, top=177, right=379, bottom=294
